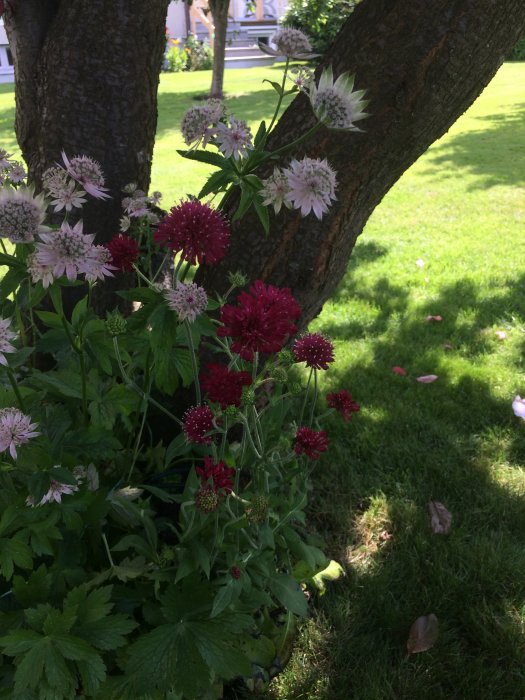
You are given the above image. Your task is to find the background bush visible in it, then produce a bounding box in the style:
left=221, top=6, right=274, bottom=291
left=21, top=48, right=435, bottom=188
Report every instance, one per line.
left=509, top=36, right=525, bottom=60
left=282, top=0, right=360, bottom=56
left=163, top=34, right=213, bottom=73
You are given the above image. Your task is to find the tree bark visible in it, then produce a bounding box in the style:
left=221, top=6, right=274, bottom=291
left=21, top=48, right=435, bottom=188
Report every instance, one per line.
left=209, top=0, right=229, bottom=98
left=197, top=0, right=525, bottom=330
left=3, top=0, right=170, bottom=244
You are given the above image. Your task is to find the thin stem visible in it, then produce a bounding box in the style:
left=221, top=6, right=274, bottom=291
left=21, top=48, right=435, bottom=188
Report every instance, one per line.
left=241, top=415, right=262, bottom=460
left=299, top=368, right=313, bottom=425
left=128, top=396, right=148, bottom=482
left=309, top=368, right=318, bottom=426
left=266, top=58, right=290, bottom=136
left=269, top=121, right=324, bottom=160
left=184, top=321, right=201, bottom=404
left=78, top=349, right=88, bottom=425
left=132, top=263, right=155, bottom=288
left=151, top=252, right=170, bottom=284
left=219, top=415, right=229, bottom=461
left=102, top=533, right=115, bottom=568
left=6, top=367, right=26, bottom=412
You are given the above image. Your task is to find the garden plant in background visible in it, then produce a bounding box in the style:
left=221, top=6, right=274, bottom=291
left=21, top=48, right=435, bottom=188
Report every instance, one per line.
left=0, top=32, right=362, bottom=699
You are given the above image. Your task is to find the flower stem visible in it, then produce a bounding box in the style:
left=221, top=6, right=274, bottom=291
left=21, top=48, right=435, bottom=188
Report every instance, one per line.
left=184, top=320, right=201, bottom=404
left=309, top=368, right=318, bottom=426
left=6, top=367, right=26, bottom=413
left=299, top=368, right=313, bottom=425
left=266, top=58, right=290, bottom=137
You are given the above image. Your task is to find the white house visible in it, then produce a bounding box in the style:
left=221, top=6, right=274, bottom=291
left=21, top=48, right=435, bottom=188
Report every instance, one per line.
left=0, top=20, right=14, bottom=83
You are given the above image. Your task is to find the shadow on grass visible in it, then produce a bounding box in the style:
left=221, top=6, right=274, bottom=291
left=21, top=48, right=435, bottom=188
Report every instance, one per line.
left=264, top=268, right=525, bottom=699
left=422, top=104, right=525, bottom=189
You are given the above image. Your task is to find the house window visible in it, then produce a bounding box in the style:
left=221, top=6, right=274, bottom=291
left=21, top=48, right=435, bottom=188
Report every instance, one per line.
left=6, top=48, right=13, bottom=66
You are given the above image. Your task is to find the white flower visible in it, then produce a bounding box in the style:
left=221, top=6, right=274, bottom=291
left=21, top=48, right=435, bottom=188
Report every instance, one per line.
left=35, top=220, right=94, bottom=282
left=0, top=186, right=48, bottom=243
left=215, top=117, right=253, bottom=160
left=287, top=66, right=314, bottom=92
left=149, top=191, right=162, bottom=206
left=28, top=473, right=79, bottom=507
left=61, top=151, right=110, bottom=200
left=119, top=215, right=131, bottom=232
left=164, top=281, right=208, bottom=323
left=259, top=28, right=319, bottom=59
left=259, top=168, right=292, bottom=214
left=283, top=157, right=337, bottom=219
left=512, top=395, right=525, bottom=420
left=7, top=163, right=27, bottom=183
left=49, top=179, right=87, bottom=212
left=0, top=408, right=40, bottom=459
left=0, top=317, right=17, bottom=365
left=0, top=149, right=13, bottom=169
left=309, top=66, right=369, bottom=131
left=82, top=245, right=115, bottom=283
left=26, top=251, right=55, bottom=288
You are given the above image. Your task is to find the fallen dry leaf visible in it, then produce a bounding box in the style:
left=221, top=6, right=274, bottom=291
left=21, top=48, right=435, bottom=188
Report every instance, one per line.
left=495, top=330, right=507, bottom=340
left=407, top=614, right=439, bottom=654
left=416, top=374, right=439, bottom=383
left=426, top=315, right=442, bottom=322
left=392, top=366, right=407, bottom=376
left=428, top=501, right=452, bottom=534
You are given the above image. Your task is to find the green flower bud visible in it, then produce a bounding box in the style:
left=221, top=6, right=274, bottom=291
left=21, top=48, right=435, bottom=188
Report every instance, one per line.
left=228, top=270, right=248, bottom=288
left=277, top=348, right=294, bottom=366
left=241, top=386, right=256, bottom=407
left=246, top=494, right=269, bottom=524
left=224, top=405, right=239, bottom=419
left=270, top=366, right=288, bottom=384
left=105, top=311, right=127, bottom=336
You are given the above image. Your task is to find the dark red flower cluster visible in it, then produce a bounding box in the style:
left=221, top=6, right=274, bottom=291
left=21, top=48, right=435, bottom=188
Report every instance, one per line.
left=106, top=234, right=140, bottom=272
left=326, top=390, right=360, bottom=421
left=294, top=426, right=329, bottom=460
left=196, top=456, right=235, bottom=493
left=293, top=333, right=334, bottom=370
left=183, top=405, right=214, bottom=444
left=201, top=363, right=252, bottom=409
left=230, top=566, right=242, bottom=579
left=218, top=280, right=301, bottom=360
left=153, top=199, right=230, bottom=265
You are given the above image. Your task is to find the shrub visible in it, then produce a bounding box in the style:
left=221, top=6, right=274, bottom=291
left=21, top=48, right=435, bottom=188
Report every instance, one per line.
left=282, top=0, right=360, bottom=56
left=185, top=33, right=214, bottom=71
left=165, top=39, right=189, bottom=72
left=509, top=36, right=525, bottom=60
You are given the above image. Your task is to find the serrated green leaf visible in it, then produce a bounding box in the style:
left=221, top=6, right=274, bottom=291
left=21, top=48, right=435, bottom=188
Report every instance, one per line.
left=0, top=629, right=42, bottom=654
left=198, top=169, right=235, bottom=199
left=77, top=656, right=107, bottom=696
left=71, top=296, right=88, bottom=329
left=173, top=347, right=194, bottom=387
left=254, top=197, right=270, bottom=234
left=0, top=537, right=33, bottom=579
left=34, top=311, right=65, bottom=330
left=77, top=614, right=137, bottom=651
left=254, top=119, right=267, bottom=148
left=177, top=148, right=232, bottom=170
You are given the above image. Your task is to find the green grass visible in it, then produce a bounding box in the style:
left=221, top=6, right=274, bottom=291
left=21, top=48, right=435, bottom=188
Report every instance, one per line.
left=1, top=63, right=524, bottom=698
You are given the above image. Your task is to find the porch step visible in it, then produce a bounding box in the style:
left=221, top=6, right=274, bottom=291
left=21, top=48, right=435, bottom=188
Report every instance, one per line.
left=224, top=43, right=275, bottom=69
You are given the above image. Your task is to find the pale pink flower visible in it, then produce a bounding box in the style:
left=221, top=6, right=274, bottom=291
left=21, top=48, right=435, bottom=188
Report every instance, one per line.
left=32, top=478, right=79, bottom=506
left=50, top=179, right=87, bottom=213
left=61, top=151, right=109, bottom=199
left=0, top=186, right=48, bottom=243
left=287, top=66, right=314, bottom=91
left=259, top=168, right=292, bottom=214
left=7, top=163, right=27, bottom=183
left=35, top=220, right=94, bottom=282
left=416, top=374, right=439, bottom=383
left=426, top=315, right=442, bottom=322
left=181, top=100, right=223, bottom=147
left=0, top=408, right=40, bottom=459
left=0, top=149, right=13, bottom=169
left=259, top=28, right=318, bottom=59
left=0, top=317, right=16, bottom=365
left=149, top=191, right=162, bottom=206
left=512, top=395, right=525, bottom=420
left=164, top=281, right=208, bottom=322
left=82, top=245, right=116, bottom=283
left=215, top=117, right=253, bottom=160
left=26, top=251, right=55, bottom=288
left=283, top=157, right=337, bottom=219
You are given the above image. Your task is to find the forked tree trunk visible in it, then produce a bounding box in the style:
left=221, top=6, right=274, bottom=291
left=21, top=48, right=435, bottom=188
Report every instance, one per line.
left=209, top=0, right=229, bottom=98
left=197, top=0, right=525, bottom=330
left=3, top=0, right=169, bottom=244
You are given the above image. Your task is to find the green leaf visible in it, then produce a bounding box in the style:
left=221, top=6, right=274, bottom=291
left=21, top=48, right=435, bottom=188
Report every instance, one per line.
left=210, top=580, right=236, bottom=618
left=198, top=168, right=235, bottom=199
left=34, top=311, right=65, bottom=330
left=0, top=537, right=33, bottom=580
left=177, top=148, right=232, bottom=170
left=118, top=287, right=161, bottom=304
left=268, top=573, right=308, bottom=616
left=173, top=347, right=194, bottom=387
left=232, top=185, right=255, bottom=223
left=77, top=656, right=107, bottom=696
left=254, top=197, right=270, bottom=234
left=254, top=119, right=267, bottom=148
left=71, top=296, right=88, bottom=328
left=76, top=614, right=137, bottom=651
left=0, top=267, right=26, bottom=299
left=0, top=629, right=42, bottom=654
left=263, top=78, right=284, bottom=95
left=164, top=433, right=190, bottom=466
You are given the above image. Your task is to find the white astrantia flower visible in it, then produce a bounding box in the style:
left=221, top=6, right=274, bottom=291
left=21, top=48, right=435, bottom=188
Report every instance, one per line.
left=287, top=66, right=315, bottom=92
left=35, top=220, right=94, bottom=282
left=26, top=251, right=55, bottom=289
left=181, top=99, right=224, bottom=147
left=7, top=163, right=27, bottom=183
left=259, top=28, right=319, bottom=60
left=164, top=281, right=208, bottom=323
left=119, top=215, right=131, bottom=232
left=83, top=245, right=116, bottom=283
left=283, top=157, right=337, bottom=219
left=0, top=186, right=49, bottom=244
left=512, top=395, right=525, bottom=420
left=309, top=66, right=369, bottom=131
left=0, top=149, right=13, bottom=170
left=0, top=408, right=40, bottom=459
left=259, top=168, right=292, bottom=214
left=215, top=117, right=253, bottom=160
left=0, top=317, right=17, bottom=366
left=49, top=179, right=87, bottom=213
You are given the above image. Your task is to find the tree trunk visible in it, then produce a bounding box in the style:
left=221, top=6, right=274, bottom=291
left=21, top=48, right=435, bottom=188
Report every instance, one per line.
left=197, top=0, right=525, bottom=330
left=209, top=0, right=229, bottom=98
left=3, top=0, right=170, bottom=245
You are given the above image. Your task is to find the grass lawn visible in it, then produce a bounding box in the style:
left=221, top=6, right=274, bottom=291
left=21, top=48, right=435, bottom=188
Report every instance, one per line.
left=1, top=62, right=524, bottom=698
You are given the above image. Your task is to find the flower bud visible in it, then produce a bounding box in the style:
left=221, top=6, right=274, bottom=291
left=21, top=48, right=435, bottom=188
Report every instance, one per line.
left=241, top=386, right=256, bottom=407
left=195, top=486, right=220, bottom=513
left=105, top=311, right=127, bottom=336
left=228, top=270, right=248, bottom=288
left=246, top=494, right=269, bottom=524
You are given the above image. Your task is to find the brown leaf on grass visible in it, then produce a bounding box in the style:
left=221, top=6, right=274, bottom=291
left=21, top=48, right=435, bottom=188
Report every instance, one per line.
left=428, top=500, right=452, bottom=535
left=407, top=614, right=439, bottom=654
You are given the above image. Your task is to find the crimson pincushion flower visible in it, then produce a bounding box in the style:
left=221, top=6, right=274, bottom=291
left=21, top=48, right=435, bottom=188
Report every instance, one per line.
left=326, top=390, right=360, bottom=421
left=106, top=234, right=140, bottom=272
left=196, top=456, right=235, bottom=493
left=294, top=426, right=329, bottom=460
left=200, top=363, right=252, bottom=409
left=153, top=199, right=230, bottom=265
left=218, top=280, right=301, bottom=360
left=183, top=405, right=215, bottom=444
left=293, top=332, right=334, bottom=370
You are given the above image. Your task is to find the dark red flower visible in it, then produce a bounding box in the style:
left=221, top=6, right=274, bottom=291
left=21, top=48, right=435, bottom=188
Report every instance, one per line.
left=218, top=280, right=301, bottom=360
left=106, top=234, right=140, bottom=272
left=293, top=333, right=334, bottom=370
left=326, top=390, right=360, bottom=421
left=183, top=405, right=215, bottom=444
left=200, top=363, right=252, bottom=409
left=154, top=199, right=230, bottom=265
left=294, top=426, right=329, bottom=460
left=230, top=566, right=241, bottom=579
left=196, top=455, right=235, bottom=493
